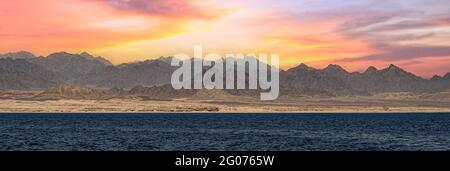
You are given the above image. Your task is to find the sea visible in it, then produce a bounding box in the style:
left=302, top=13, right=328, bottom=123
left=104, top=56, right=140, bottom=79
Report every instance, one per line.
left=1, top=113, right=450, bottom=151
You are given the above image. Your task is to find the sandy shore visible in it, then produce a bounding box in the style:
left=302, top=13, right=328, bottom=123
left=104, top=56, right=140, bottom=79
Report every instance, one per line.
left=1, top=95, right=449, bottom=113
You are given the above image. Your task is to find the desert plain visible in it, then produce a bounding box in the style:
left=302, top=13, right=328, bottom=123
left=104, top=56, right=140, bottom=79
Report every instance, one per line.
left=1, top=89, right=450, bottom=113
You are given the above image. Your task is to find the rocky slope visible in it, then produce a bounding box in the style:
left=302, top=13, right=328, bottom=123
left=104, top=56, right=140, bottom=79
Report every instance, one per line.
left=27, top=52, right=112, bottom=83
left=79, top=57, right=176, bottom=88
left=0, top=58, right=60, bottom=90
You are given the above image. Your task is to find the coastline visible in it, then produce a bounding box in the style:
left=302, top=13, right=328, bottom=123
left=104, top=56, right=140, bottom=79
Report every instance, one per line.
left=0, top=98, right=449, bottom=113
left=1, top=89, right=449, bottom=113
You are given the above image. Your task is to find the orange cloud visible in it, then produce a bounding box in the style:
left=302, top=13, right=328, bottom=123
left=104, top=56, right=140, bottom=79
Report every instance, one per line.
left=0, top=0, right=228, bottom=56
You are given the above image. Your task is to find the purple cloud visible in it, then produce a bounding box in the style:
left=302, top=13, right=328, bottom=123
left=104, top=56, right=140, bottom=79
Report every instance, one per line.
left=108, top=0, right=191, bottom=14
left=338, top=44, right=450, bottom=62
left=104, top=0, right=221, bottom=19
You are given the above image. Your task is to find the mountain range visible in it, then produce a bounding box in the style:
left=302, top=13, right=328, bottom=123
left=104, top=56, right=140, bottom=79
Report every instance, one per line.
left=1, top=51, right=449, bottom=97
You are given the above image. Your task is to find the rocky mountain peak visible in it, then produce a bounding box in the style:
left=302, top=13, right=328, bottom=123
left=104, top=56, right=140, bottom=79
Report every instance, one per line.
left=47, top=51, right=71, bottom=57
left=298, top=63, right=309, bottom=68
left=382, top=64, right=409, bottom=75
left=444, top=73, right=450, bottom=80
left=156, top=56, right=174, bottom=64
left=324, top=64, right=348, bottom=74
left=48, top=51, right=80, bottom=58
left=364, top=66, right=378, bottom=74
left=290, top=63, right=316, bottom=72
left=80, top=52, right=94, bottom=58
left=431, top=75, right=442, bottom=81
left=387, top=64, right=402, bottom=71
left=0, top=51, right=36, bottom=59
left=45, top=51, right=112, bottom=65
left=79, top=52, right=112, bottom=65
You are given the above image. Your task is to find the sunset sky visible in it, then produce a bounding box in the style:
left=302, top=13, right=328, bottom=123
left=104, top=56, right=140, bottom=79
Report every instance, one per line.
left=1, top=0, right=450, bottom=77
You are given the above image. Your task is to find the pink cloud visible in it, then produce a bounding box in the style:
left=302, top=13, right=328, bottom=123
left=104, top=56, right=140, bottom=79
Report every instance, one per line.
left=97, top=0, right=227, bottom=19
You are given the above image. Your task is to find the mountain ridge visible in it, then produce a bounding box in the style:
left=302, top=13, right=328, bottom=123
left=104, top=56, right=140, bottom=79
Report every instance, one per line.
left=2, top=51, right=447, bottom=78
left=0, top=51, right=449, bottom=96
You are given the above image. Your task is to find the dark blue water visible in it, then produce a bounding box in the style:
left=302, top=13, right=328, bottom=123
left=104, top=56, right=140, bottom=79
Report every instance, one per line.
left=1, top=113, right=450, bottom=151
